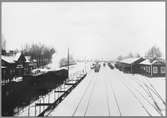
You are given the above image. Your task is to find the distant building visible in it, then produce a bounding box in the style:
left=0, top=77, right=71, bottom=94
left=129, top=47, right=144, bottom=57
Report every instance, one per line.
left=139, top=59, right=166, bottom=77
left=115, top=57, right=145, bottom=74
left=115, top=57, right=166, bottom=77
left=1, top=52, right=38, bottom=84
left=14, top=53, right=26, bottom=76
left=25, top=56, right=37, bottom=74
left=1, top=56, right=16, bottom=83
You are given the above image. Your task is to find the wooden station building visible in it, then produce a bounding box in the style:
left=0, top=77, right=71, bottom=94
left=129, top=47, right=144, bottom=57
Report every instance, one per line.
left=139, top=59, right=166, bottom=77
left=115, top=57, right=166, bottom=77
left=116, top=57, right=145, bottom=74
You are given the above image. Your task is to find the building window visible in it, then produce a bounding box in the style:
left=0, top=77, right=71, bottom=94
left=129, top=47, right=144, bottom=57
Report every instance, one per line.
left=153, top=66, right=158, bottom=74
left=10, top=70, right=13, bottom=75
left=148, top=67, right=150, bottom=73
left=145, top=66, right=147, bottom=72
left=146, top=66, right=149, bottom=73
left=2, top=70, right=6, bottom=80
left=161, top=67, right=166, bottom=73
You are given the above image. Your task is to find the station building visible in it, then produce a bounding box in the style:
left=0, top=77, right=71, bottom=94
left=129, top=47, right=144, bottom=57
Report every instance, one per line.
left=115, top=57, right=166, bottom=77
left=139, top=59, right=166, bottom=77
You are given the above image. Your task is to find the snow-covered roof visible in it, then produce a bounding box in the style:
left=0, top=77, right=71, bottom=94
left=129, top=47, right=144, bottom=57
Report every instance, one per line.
left=1, top=66, right=6, bottom=68
left=152, top=59, right=165, bottom=63
left=32, top=68, right=49, bottom=74
left=1, top=52, right=24, bottom=63
left=140, top=59, right=166, bottom=65
left=140, top=59, right=152, bottom=65
left=33, top=59, right=37, bottom=62
left=119, top=57, right=142, bottom=64
left=25, top=56, right=31, bottom=62
left=152, top=59, right=166, bottom=65
left=14, top=52, right=22, bottom=61
left=1, top=55, right=15, bottom=63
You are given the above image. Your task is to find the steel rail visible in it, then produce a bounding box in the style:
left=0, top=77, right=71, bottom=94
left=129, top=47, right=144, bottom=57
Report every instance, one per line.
left=104, top=81, right=111, bottom=116
left=125, top=77, right=164, bottom=116
left=119, top=78, right=152, bottom=116
left=109, top=79, right=122, bottom=116
left=131, top=78, right=165, bottom=115
left=83, top=78, right=97, bottom=117
left=38, top=74, right=87, bottom=117
left=72, top=79, right=92, bottom=116
left=135, top=77, right=166, bottom=106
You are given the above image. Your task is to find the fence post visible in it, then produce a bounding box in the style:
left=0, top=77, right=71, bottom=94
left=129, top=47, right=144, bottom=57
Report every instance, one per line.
left=39, top=98, right=41, bottom=114
left=35, top=104, right=36, bottom=116
left=28, top=105, right=30, bottom=116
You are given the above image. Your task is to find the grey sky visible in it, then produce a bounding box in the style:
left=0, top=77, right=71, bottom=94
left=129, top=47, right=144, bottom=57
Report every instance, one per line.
left=2, top=2, right=165, bottom=60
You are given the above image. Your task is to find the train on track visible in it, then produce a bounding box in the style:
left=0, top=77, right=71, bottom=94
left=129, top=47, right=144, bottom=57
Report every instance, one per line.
left=90, top=62, right=101, bottom=72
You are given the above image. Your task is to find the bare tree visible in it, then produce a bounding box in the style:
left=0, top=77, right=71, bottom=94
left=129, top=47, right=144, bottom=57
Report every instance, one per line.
left=59, top=55, right=76, bottom=67
left=22, top=43, right=56, bottom=66
left=134, top=53, right=140, bottom=58
left=117, top=55, right=123, bottom=60
left=145, top=46, right=162, bottom=60
left=124, top=52, right=133, bottom=59
left=2, top=35, right=6, bottom=50
left=1, top=35, right=7, bottom=55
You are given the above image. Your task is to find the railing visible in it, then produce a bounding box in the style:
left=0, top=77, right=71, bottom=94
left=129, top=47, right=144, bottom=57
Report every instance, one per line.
left=15, top=70, right=87, bottom=117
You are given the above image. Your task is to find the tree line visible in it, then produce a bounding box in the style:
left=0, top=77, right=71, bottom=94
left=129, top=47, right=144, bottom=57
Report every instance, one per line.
left=22, top=43, right=56, bottom=67
left=22, top=43, right=55, bottom=59
left=117, top=46, right=163, bottom=61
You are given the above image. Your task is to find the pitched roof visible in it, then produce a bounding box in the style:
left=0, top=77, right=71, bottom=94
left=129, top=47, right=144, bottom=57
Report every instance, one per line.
left=1, top=66, right=6, bottom=68
left=14, top=52, right=22, bottom=61
left=33, top=59, right=37, bottom=62
left=25, top=56, right=31, bottom=62
left=119, top=57, right=142, bottom=64
left=152, top=59, right=166, bottom=65
left=140, top=59, right=152, bottom=65
left=1, top=52, right=23, bottom=64
left=140, top=58, right=166, bottom=65
left=1, top=55, right=15, bottom=63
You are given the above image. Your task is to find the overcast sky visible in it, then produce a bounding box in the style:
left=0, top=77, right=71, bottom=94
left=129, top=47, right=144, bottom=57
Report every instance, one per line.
left=2, top=2, right=165, bottom=60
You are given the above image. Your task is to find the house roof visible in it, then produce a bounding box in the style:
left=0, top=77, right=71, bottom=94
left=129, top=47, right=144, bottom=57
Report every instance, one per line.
left=14, top=52, right=22, bottom=61
left=140, top=59, right=166, bottom=65
left=1, top=66, right=6, bottom=68
left=1, top=55, right=15, bottom=63
left=1, top=52, right=23, bottom=64
left=25, top=56, right=31, bottom=62
left=33, top=59, right=37, bottom=62
left=119, top=57, right=143, bottom=64
left=140, top=59, right=152, bottom=65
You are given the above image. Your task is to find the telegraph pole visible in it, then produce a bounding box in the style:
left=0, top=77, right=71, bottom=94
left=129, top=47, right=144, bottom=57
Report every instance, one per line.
left=85, top=57, right=87, bottom=74
left=67, top=48, right=70, bottom=79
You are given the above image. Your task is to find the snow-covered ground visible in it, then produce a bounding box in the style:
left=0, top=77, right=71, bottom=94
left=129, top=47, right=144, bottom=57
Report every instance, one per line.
left=48, top=65, right=165, bottom=116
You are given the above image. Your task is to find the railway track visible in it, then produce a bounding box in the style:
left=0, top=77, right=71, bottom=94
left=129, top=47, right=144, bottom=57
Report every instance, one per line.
left=118, top=77, right=152, bottom=116
left=119, top=75, right=164, bottom=116
left=39, top=73, right=87, bottom=117
left=72, top=79, right=93, bottom=116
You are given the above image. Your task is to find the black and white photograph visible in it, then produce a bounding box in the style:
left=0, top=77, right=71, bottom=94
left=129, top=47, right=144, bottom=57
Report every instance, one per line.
left=1, top=1, right=166, bottom=116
